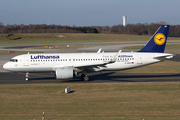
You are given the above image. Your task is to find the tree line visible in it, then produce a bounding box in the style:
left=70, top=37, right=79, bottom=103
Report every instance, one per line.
left=0, top=23, right=180, bottom=37
left=0, top=24, right=99, bottom=34
left=94, top=23, right=180, bottom=37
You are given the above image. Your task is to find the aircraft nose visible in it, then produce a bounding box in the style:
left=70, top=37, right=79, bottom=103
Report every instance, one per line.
left=3, top=62, right=10, bottom=70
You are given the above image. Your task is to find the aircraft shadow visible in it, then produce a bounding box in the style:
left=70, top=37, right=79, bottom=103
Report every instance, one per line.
left=13, top=72, right=180, bottom=83
left=60, top=72, right=180, bottom=83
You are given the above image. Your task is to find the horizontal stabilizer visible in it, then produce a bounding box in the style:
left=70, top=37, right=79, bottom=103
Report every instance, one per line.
left=153, top=54, right=173, bottom=59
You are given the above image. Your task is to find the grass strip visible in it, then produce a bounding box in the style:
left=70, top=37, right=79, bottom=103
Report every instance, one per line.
left=1, top=33, right=180, bottom=45
left=0, top=83, right=179, bottom=120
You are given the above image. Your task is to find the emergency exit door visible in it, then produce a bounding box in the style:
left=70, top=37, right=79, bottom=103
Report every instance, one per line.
left=23, top=55, right=29, bottom=66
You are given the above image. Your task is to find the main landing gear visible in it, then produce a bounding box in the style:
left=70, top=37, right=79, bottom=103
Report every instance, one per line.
left=81, top=74, right=89, bottom=81
left=25, top=72, right=29, bottom=81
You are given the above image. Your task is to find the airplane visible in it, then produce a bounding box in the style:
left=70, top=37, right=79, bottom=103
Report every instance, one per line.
left=3, top=25, right=173, bottom=81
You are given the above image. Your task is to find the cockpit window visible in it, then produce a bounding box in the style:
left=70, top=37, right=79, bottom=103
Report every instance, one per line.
left=10, top=59, right=18, bottom=62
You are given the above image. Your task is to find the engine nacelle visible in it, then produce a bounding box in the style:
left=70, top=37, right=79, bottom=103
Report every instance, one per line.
left=55, top=67, right=74, bottom=79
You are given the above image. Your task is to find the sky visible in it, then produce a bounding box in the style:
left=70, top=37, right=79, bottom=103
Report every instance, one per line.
left=0, top=0, right=180, bottom=26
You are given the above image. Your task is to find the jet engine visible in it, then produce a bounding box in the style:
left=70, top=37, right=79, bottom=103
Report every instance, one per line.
left=55, top=67, right=74, bottom=79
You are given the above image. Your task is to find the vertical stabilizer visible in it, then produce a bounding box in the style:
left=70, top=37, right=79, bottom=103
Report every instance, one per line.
left=138, top=25, right=170, bottom=53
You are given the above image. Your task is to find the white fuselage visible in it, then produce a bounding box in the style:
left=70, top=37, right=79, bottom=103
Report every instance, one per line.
left=3, top=52, right=173, bottom=73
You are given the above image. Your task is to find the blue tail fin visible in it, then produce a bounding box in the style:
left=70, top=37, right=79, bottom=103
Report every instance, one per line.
left=138, top=25, right=170, bottom=53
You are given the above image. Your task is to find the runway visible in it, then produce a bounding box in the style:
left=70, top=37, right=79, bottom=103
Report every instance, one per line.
left=0, top=72, right=180, bottom=84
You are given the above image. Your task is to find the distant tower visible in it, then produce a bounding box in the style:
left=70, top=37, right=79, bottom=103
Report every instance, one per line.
left=49, top=15, right=51, bottom=25
left=123, top=15, right=127, bottom=27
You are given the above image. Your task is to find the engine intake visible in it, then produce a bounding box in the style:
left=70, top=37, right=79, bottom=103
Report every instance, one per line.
left=55, top=67, right=74, bottom=79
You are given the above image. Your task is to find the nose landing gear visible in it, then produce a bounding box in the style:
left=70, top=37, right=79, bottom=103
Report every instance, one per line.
left=25, top=72, right=29, bottom=81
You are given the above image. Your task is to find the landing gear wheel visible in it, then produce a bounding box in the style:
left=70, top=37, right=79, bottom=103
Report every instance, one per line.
left=25, top=72, right=29, bottom=81
left=83, top=76, right=89, bottom=81
left=81, top=74, right=89, bottom=81
left=25, top=78, right=29, bottom=81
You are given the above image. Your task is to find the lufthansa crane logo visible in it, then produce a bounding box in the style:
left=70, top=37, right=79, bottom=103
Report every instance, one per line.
left=154, top=33, right=166, bottom=45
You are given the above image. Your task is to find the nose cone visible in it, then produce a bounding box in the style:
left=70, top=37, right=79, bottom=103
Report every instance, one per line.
left=3, top=62, right=10, bottom=71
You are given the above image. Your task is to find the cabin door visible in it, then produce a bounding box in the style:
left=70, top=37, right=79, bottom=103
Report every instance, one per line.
left=23, top=55, right=29, bottom=66
left=137, top=55, right=142, bottom=64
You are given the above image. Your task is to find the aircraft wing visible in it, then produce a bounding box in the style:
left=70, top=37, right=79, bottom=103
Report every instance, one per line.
left=52, top=50, right=121, bottom=71
left=73, top=61, right=111, bottom=68
left=73, top=50, right=121, bottom=68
